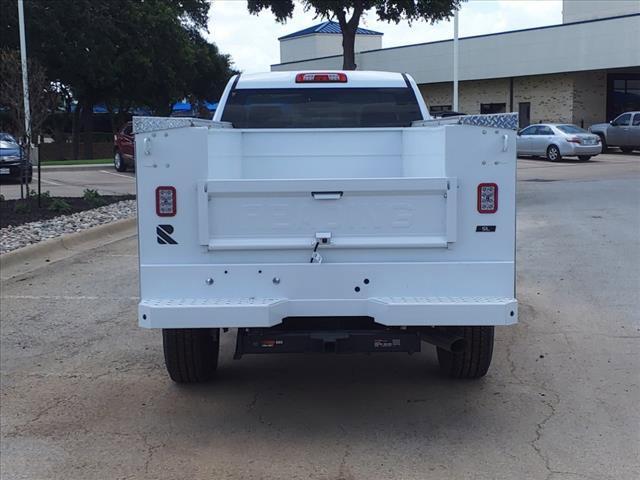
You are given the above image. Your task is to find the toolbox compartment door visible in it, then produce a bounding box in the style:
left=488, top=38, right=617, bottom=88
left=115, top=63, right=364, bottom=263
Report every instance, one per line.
left=197, top=177, right=456, bottom=251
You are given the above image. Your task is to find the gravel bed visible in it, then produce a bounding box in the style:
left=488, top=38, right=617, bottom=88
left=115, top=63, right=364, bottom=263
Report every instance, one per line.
left=0, top=200, right=136, bottom=254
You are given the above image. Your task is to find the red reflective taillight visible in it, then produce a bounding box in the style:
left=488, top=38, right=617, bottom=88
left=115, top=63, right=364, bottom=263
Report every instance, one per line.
left=295, top=72, right=347, bottom=83
left=156, top=186, right=176, bottom=217
left=566, top=136, right=581, bottom=144
left=478, top=183, right=498, bottom=214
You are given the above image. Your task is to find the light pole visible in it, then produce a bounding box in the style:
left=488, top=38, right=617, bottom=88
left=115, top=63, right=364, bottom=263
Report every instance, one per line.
left=453, top=8, right=459, bottom=112
left=17, top=0, right=38, bottom=203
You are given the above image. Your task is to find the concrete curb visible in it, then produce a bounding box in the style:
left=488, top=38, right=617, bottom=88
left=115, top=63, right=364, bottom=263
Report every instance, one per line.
left=40, top=164, right=113, bottom=172
left=1, top=217, right=137, bottom=281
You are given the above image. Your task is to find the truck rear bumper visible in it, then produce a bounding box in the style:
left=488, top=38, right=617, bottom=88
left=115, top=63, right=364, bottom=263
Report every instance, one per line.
left=139, top=296, right=517, bottom=328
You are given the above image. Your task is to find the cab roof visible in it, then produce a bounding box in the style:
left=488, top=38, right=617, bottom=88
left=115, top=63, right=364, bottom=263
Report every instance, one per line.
left=235, top=71, right=408, bottom=89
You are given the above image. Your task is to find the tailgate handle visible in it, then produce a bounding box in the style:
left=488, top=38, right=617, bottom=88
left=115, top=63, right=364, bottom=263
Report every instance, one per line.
left=312, top=191, right=343, bottom=200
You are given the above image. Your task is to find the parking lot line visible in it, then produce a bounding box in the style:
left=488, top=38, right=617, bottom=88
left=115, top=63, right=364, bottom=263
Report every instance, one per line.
left=99, top=170, right=135, bottom=180
left=1, top=295, right=140, bottom=300
left=32, top=175, right=63, bottom=186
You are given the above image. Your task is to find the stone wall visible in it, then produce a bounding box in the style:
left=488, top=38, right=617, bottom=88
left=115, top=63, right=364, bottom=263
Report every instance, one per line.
left=572, top=71, right=607, bottom=127
left=418, top=71, right=605, bottom=127
left=513, top=73, right=574, bottom=124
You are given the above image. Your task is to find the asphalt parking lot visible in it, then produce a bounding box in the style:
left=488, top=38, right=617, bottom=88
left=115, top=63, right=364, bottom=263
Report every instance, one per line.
left=1, top=153, right=639, bottom=479
left=0, top=165, right=136, bottom=200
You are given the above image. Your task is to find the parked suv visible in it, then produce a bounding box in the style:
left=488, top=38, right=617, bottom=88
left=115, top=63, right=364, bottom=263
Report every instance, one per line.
left=589, top=112, right=640, bottom=153
left=113, top=122, right=135, bottom=172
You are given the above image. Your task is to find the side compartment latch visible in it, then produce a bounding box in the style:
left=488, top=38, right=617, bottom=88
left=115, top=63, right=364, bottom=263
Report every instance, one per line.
left=310, top=232, right=331, bottom=263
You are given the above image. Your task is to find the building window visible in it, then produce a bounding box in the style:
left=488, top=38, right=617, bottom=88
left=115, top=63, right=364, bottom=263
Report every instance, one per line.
left=480, top=103, right=506, bottom=114
left=607, top=74, right=640, bottom=121
left=429, top=105, right=452, bottom=114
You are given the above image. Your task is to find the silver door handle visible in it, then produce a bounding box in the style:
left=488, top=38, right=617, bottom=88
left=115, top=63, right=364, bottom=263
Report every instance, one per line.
left=312, top=191, right=343, bottom=200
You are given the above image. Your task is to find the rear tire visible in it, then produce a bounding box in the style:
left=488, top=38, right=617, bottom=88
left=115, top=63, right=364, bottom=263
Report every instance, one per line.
left=546, top=145, right=561, bottom=162
left=162, top=328, right=220, bottom=383
left=597, top=135, right=607, bottom=152
left=578, top=155, right=591, bottom=161
left=436, top=326, right=494, bottom=379
left=114, top=150, right=126, bottom=172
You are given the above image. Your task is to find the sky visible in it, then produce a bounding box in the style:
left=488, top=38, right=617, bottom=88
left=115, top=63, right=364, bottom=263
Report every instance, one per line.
left=207, top=0, right=563, bottom=73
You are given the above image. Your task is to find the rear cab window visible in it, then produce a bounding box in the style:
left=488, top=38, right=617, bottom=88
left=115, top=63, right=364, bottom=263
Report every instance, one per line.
left=221, top=87, right=422, bottom=128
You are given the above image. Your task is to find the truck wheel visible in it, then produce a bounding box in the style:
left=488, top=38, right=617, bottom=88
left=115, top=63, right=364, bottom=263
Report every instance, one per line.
left=436, top=326, right=494, bottom=379
left=114, top=150, right=126, bottom=172
left=162, top=328, right=219, bottom=383
left=546, top=145, right=561, bottom=162
left=597, top=135, right=607, bottom=152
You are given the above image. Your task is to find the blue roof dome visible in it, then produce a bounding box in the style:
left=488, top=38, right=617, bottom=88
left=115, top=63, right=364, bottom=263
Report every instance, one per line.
left=278, top=20, right=383, bottom=40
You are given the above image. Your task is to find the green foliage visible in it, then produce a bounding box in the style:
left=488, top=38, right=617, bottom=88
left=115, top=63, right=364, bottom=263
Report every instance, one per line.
left=0, top=0, right=235, bottom=120
left=48, top=198, right=72, bottom=214
left=27, top=188, right=51, bottom=203
left=13, top=201, right=31, bottom=214
left=248, top=0, right=462, bottom=69
left=83, top=188, right=106, bottom=207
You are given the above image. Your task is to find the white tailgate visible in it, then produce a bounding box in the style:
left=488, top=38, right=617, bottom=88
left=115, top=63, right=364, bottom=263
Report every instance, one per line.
left=197, top=177, right=457, bottom=251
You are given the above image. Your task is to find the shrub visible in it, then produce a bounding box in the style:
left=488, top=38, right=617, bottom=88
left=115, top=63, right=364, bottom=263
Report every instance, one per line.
left=83, top=188, right=105, bottom=207
left=13, top=201, right=31, bottom=214
left=27, top=189, right=51, bottom=203
left=48, top=198, right=72, bottom=213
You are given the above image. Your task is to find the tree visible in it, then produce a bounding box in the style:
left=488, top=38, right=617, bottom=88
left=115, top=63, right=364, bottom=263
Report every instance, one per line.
left=0, top=48, right=59, bottom=142
left=0, top=0, right=235, bottom=157
left=248, top=0, right=463, bottom=70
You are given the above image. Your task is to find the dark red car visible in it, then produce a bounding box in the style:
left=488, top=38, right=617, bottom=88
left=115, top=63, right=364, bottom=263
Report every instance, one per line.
left=113, top=122, right=135, bottom=172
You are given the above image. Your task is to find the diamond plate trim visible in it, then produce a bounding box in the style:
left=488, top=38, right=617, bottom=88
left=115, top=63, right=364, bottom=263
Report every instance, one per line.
left=414, top=112, right=519, bottom=131
left=458, top=113, right=519, bottom=130
left=132, top=116, right=231, bottom=134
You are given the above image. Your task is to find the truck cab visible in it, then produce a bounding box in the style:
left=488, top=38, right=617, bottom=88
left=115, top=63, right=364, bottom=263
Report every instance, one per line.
left=589, top=111, right=640, bottom=153
left=134, top=71, right=518, bottom=383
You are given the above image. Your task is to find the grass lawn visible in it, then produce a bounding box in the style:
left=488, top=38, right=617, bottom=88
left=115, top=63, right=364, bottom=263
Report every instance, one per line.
left=41, top=158, right=111, bottom=166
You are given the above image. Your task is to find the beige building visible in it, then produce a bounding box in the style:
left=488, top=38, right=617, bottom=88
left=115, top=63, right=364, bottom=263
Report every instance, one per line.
left=417, top=71, right=608, bottom=128
left=272, top=1, right=640, bottom=128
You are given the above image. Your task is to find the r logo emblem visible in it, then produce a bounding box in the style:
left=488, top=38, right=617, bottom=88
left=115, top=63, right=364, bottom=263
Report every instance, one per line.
left=157, top=224, right=177, bottom=244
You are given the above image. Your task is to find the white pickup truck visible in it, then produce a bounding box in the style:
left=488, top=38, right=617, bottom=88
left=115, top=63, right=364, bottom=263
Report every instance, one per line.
left=134, top=71, right=518, bottom=383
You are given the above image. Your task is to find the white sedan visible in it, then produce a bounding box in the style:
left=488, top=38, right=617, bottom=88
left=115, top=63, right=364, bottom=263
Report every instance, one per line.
left=517, top=123, right=602, bottom=161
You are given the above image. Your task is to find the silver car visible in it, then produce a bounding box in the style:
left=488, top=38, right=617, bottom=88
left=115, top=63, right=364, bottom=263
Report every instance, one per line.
left=517, top=123, right=602, bottom=161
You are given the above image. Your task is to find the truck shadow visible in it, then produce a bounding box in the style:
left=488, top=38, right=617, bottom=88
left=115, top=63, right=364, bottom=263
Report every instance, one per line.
left=160, top=341, right=519, bottom=450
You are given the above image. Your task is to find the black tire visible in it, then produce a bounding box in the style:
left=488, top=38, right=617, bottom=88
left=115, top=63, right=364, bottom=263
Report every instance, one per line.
left=546, top=145, right=561, bottom=162
left=597, top=135, right=607, bottom=152
left=114, top=150, right=127, bottom=172
left=436, top=326, right=494, bottom=379
left=620, top=147, right=634, bottom=153
left=578, top=155, right=591, bottom=161
left=162, top=328, right=220, bottom=383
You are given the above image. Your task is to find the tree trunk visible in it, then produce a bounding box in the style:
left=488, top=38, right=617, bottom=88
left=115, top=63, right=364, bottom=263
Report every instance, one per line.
left=81, top=99, right=94, bottom=160
left=72, top=103, right=81, bottom=160
left=342, top=27, right=357, bottom=70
